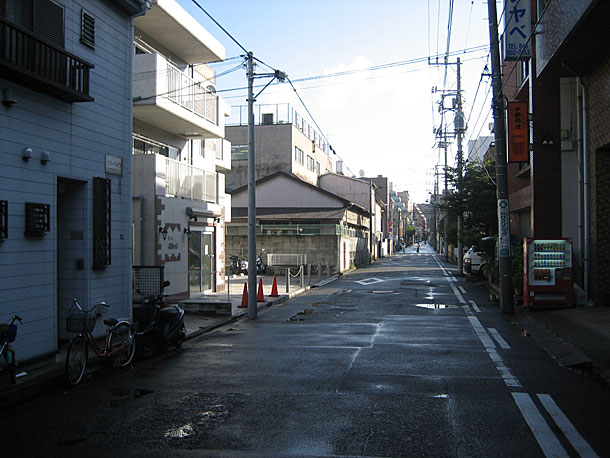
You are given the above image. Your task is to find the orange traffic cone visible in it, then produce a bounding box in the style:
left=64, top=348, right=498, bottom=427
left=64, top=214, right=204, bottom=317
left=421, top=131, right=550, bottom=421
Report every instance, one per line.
left=270, top=275, right=279, bottom=297
left=257, top=278, right=265, bottom=302
left=240, top=282, right=248, bottom=307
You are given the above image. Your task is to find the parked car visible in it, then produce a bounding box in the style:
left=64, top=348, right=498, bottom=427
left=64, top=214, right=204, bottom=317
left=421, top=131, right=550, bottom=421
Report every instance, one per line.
left=463, top=246, right=485, bottom=275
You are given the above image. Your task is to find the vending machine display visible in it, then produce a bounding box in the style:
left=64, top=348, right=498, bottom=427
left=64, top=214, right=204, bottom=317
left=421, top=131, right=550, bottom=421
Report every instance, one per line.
left=523, top=238, right=573, bottom=307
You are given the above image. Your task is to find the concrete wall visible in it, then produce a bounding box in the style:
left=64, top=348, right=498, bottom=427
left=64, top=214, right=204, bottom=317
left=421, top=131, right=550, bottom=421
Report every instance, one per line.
left=318, top=174, right=372, bottom=210
left=0, top=0, right=136, bottom=361
left=226, top=232, right=368, bottom=275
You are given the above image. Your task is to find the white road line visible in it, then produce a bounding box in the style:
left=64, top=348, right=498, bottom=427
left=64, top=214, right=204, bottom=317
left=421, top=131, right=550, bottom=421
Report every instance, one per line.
left=458, top=285, right=467, bottom=294
left=437, top=257, right=521, bottom=388
left=512, top=393, right=569, bottom=458
left=468, top=316, right=496, bottom=349
left=488, top=328, right=511, bottom=349
left=537, top=394, right=599, bottom=458
left=469, top=299, right=481, bottom=313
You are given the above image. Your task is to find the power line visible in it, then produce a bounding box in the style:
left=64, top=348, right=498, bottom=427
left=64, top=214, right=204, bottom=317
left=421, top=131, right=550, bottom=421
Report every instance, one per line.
left=189, top=0, right=248, bottom=54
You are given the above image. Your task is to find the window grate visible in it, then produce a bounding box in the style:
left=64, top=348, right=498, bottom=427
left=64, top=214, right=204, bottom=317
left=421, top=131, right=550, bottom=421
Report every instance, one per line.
left=0, top=200, right=7, bottom=240
left=24, top=202, right=50, bottom=237
left=80, top=9, right=95, bottom=49
left=92, top=177, right=111, bottom=269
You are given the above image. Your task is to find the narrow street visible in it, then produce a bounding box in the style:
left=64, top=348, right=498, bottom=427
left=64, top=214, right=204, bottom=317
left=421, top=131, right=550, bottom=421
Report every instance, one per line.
left=4, top=247, right=610, bottom=458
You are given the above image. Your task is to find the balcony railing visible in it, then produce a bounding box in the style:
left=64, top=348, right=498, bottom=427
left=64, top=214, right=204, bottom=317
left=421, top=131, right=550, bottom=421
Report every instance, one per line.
left=0, top=18, right=94, bottom=102
left=165, top=158, right=216, bottom=203
left=166, top=62, right=217, bottom=124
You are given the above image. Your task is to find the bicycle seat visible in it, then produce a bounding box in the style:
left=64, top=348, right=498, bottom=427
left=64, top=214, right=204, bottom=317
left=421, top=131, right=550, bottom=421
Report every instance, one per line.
left=103, top=318, right=118, bottom=327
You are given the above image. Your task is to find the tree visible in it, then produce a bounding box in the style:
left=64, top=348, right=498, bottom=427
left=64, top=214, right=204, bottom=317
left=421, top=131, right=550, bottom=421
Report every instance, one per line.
left=444, top=159, right=497, bottom=248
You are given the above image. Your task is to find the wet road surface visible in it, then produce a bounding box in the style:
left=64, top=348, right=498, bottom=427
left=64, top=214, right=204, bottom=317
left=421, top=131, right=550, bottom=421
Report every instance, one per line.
left=2, top=243, right=609, bottom=457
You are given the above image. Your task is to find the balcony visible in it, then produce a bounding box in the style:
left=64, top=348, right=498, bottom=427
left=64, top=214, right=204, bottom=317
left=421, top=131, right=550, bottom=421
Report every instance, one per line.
left=133, top=154, right=217, bottom=204
left=0, top=18, right=93, bottom=103
left=133, top=53, right=222, bottom=138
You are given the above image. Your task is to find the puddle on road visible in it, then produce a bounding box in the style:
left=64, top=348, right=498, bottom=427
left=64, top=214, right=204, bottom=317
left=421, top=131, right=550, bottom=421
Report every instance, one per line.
left=414, top=303, right=455, bottom=309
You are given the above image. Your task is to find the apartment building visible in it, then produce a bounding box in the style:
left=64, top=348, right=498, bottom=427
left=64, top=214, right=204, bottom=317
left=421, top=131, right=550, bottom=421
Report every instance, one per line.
left=131, top=0, right=232, bottom=298
left=0, top=0, right=148, bottom=362
left=224, top=103, right=333, bottom=192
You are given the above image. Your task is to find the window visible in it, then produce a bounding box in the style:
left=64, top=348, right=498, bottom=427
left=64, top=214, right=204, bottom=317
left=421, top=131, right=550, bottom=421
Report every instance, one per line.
left=80, top=9, right=95, bottom=49
left=3, top=0, right=65, bottom=47
left=316, top=161, right=320, bottom=176
left=93, top=177, right=111, bottom=269
left=307, top=156, right=315, bottom=171
left=294, top=146, right=304, bottom=165
left=133, top=135, right=179, bottom=159
left=231, top=145, right=248, bottom=161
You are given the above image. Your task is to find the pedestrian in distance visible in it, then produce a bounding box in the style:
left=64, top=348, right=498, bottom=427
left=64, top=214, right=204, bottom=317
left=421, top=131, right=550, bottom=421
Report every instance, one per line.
left=417, top=243, right=420, bottom=253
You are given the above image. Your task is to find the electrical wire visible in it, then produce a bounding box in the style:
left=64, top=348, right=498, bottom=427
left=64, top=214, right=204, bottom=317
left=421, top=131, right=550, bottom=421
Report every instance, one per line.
left=189, top=0, right=248, bottom=54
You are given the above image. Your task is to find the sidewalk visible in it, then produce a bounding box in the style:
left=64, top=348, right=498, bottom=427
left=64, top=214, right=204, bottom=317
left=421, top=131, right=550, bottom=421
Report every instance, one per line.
left=0, top=272, right=338, bottom=410
left=515, top=302, right=610, bottom=385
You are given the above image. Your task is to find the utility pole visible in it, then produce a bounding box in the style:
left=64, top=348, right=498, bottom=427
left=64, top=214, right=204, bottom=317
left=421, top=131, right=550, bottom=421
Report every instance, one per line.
left=487, top=0, right=514, bottom=314
left=246, top=51, right=257, bottom=320
left=444, top=142, right=449, bottom=261
left=456, top=58, right=464, bottom=276
left=246, top=52, right=287, bottom=319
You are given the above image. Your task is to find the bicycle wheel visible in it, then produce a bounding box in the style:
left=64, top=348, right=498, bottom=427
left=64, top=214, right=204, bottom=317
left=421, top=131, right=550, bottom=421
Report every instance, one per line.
left=66, top=336, right=88, bottom=386
left=109, top=322, right=136, bottom=367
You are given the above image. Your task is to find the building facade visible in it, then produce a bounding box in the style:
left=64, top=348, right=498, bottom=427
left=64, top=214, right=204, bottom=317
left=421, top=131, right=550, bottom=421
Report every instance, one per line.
left=227, top=172, right=371, bottom=274
left=531, top=0, right=610, bottom=305
left=224, top=103, right=333, bottom=192
left=0, top=0, right=147, bottom=361
left=131, top=0, right=232, bottom=298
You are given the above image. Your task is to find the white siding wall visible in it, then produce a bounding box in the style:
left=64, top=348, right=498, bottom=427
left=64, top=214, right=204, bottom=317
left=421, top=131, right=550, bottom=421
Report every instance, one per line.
left=0, top=1, right=136, bottom=360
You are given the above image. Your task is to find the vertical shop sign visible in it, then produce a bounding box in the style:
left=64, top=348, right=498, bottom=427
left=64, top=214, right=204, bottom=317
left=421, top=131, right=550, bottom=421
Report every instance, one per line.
left=504, top=0, right=531, bottom=61
left=508, top=101, right=529, bottom=162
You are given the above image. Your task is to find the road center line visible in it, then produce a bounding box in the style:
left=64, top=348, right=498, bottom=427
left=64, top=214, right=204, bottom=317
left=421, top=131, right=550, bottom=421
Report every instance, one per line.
left=537, top=394, right=599, bottom=458
left=512, top=393, right=569, bottom=458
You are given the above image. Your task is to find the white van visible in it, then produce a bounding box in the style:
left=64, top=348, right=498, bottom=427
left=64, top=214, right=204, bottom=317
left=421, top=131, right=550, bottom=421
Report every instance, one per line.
left=463, top=246, right=484, bottom=274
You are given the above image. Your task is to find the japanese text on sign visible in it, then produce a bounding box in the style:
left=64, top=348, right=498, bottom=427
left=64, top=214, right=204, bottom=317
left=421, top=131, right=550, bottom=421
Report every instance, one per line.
left=504, top=0, right=531, bottom=61
left=508, top=101, right=529, bottom=162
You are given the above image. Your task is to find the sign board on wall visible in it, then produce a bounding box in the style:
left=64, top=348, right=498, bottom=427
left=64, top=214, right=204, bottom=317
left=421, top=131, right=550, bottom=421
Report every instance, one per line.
left=105, top=155, right=123, bottom=176
left=504, top=0, right=532, bottom=61
left=507, top=101, right=529, bottom=162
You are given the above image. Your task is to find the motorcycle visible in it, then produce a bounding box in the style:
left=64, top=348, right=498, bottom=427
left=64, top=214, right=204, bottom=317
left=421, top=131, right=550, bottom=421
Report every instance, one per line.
left=229, top=255, right=248, bottom=275
left=133, top=280, right=186, bottom=359
left=256, top=252, right=266, bottom=274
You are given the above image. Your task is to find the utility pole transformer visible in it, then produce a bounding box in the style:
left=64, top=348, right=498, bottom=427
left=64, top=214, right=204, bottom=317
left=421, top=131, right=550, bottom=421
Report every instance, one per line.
left=487, top=0, right=514, bottom=314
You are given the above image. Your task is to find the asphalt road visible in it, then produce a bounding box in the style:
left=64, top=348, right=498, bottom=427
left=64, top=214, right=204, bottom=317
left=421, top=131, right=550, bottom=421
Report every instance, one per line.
left=3, top=243, right=610, bottom=457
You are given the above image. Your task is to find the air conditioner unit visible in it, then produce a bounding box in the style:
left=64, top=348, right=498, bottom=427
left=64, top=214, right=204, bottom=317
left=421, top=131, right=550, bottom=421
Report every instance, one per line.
left=262, top=113, right=274, bottom=125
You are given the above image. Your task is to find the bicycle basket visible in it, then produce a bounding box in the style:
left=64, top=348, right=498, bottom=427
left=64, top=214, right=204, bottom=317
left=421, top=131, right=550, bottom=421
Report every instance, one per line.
left=0, top=324, right=17, bottom=343
left=66, top=309, right=98, bottom=333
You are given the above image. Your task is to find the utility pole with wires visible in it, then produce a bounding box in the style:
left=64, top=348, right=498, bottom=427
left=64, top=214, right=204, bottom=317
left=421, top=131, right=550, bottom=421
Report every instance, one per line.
left=487, top=0, right=514, bottom=314
left=246, top=51, right=287, bottom=319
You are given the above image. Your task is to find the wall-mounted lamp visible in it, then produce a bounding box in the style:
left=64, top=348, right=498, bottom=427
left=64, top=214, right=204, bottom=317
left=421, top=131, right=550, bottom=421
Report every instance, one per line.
left=183, top=227, right=191, bottom=239
left=40, top=150, right=50, bottom=165
left=214, top=216, right=221, bottom=223
left=2, top=88, right=17, bottom=106
left=22, top=147, right=32, bottom=162
left=159, top=226, right=168, bottom=240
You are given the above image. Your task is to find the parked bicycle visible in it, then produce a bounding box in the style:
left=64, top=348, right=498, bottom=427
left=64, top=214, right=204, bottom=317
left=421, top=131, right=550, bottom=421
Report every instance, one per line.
left=65, top=298, right=136, bottom=386
left=0, top=315, right=22, bottom=384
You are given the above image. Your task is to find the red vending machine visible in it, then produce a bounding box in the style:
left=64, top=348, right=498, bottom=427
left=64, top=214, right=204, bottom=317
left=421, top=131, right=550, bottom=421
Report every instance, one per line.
left=523, top=238, right=574, bottom=307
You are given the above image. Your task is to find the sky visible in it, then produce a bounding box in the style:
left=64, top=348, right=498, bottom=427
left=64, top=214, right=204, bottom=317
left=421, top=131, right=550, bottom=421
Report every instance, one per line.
left=177, top=0, right=496, bottom=203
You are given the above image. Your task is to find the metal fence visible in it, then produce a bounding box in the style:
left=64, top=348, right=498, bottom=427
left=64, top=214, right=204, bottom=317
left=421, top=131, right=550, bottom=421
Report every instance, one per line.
left=165, top=158, right=216, bottom=203
left=267, top=254, right=308, bottom=266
